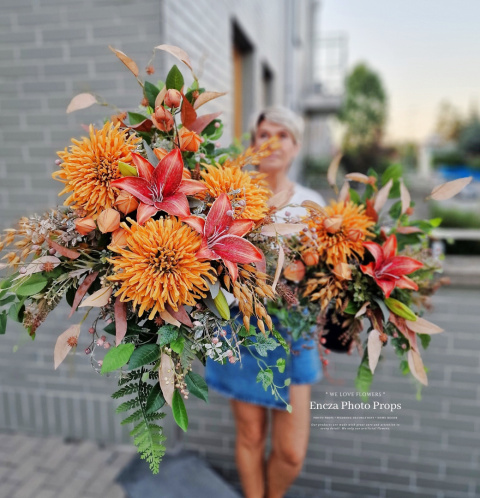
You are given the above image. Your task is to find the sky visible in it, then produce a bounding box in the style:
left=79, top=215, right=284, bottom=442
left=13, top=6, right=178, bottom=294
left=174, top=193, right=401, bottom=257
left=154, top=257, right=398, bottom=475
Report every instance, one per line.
left=321, top=0, right=480, bottom=143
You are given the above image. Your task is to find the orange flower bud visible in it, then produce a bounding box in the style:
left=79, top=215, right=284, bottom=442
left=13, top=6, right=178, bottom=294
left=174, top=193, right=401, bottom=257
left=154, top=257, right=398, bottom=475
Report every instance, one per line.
left=283, top=260, right=306, bottom=283
left=110, top=228, right=128, bottom=248
left=145, top=65, right=155, bottom=75
left=301, top=248, right=319, bottom=267
left=323, top=215, right=344, bottom=234
left=192, top=90, right=199, bottom=100
left=75, top=217, right=96, bottom=235
left=141, top=97, right=149, bottom=107
left=97, top=208, right=120, bottom=233
left=153, top=148, right=168, bottom=161
left=178, top=127, right=202, bottom=152
left=115, top=191, right=139, bottom=215
left=332, top=263, right=352, bottom=281
left=153, top=106, right=174, bottom=132
left=164, top=89, right=182, bottom=108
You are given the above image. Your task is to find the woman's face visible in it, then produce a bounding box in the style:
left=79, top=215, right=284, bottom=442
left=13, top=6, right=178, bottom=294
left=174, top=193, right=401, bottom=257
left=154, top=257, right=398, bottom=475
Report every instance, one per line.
left=253, top=120, right=300, bottom=175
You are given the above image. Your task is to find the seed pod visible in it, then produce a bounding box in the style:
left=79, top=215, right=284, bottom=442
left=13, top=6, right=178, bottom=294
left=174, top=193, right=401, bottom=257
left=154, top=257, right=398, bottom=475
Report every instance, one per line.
left=242, top=264, right=256, bottom=273
left=257, top=319, right=266, bottom=336
left=255, top=286, right=266, bottom=298
left=240, top=270, right=251, bottom=279
left=223, top=274, right=231, bottom=290
left=264, top=314, right=273, bottom=331
left=243, top=315, right=250, bottom=330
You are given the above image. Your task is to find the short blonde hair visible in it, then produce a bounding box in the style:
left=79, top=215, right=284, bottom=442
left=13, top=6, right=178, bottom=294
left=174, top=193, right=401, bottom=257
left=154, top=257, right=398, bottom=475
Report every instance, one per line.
left=250, top=106, right=305, bottom=145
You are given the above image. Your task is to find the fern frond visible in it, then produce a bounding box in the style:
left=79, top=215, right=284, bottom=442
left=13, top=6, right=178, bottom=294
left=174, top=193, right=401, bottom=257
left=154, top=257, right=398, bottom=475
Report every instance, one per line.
left=112, top=383, right=139, bottom=399
left=121, top=409, right=143, bottom=425
left=116, top=398, right=141, bottom=413
left=132, top=421, right=166, bottom=474
left=118, top=370, right=142, bottom=386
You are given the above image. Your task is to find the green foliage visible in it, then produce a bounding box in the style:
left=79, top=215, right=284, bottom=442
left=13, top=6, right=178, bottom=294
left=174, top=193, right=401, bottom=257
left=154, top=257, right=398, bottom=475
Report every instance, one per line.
left=128, top=344, right=160, bottom=370
left=157, top=324, right=179, bottom=346
left=276, top=358, right=286, bottom=373
left=254, top=335, right=279, bottom=357
left=170, top=336, right=185, bottom=354
left=0, top=312, right=6, bottom=335
left=165, top=65, right=184, bottom=91
left=128, top=111, right=148, bottom=125
left=171, top=390, right=188, bottom=432
left=184, top=371, right=208, bottom=402
left=419, top=333, right=431, bottom=350
left=270, top=327, right=290, bottom=354
left=355, top=351, right=373, bottom=400
left=144, top=81, right=160, bottom=108
left=101, top=343, right=135, bottom=374
left=256, top=368, right=274, bottom=390
left=16, top=274, right=48, bottom=297
left=113, top=369, right=167, bottom=474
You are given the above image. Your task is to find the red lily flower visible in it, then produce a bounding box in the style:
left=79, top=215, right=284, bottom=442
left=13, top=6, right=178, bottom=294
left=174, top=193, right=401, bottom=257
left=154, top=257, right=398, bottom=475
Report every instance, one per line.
left=110, top=149, right=206, bottom=224
left=360, top=234, right=423, bottom=298
left=183, top=193, right=263, bottom=281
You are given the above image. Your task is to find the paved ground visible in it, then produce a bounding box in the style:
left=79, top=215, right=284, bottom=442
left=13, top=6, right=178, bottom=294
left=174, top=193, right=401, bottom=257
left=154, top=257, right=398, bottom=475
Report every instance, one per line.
left=0, top=432, right=135, bottom=498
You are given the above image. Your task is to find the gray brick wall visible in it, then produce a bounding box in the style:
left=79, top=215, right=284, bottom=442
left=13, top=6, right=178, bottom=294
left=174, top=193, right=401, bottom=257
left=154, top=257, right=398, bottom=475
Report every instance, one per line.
left=2, top=2, right=479, bottom=497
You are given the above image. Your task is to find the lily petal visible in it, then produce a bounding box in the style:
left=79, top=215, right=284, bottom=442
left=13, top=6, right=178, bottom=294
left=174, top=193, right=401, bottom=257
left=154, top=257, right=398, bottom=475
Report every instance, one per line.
left=360, top=262, right=376, bottom=278
left=110, top=177, right=153, bottom=205
left=182, top=216, right=205, bottom=234
left=131, top=152, right=155, bottom=182
left=396, top=275, right=419, bottom=291
left=176, top=179, right=207, bottom=196
left=153, top=149, right=184, bottom=197
left=376, top=277, right=396, bottom=298
left=223, top=259, right=238, bottom=281
left=363, top=241, right=384, bottom=265
left=212, top=235, right=263, bottom=264
left=155, top=192, right=191, bottom=218
left=137, top=203, right=158, bottom=225
left=227, top=219, right=254, bottom=237
left=383, top=234, right=397, bottom=260
left=196, top=238, right=219, bottom=260
left=205, top=193, right=232, bottom=239
left=385, top=256, right=423, bottom=276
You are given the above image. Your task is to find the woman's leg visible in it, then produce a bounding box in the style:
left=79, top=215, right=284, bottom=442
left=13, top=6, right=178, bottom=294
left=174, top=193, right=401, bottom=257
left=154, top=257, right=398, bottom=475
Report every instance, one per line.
left=265, top=384, right=312, bottom=498
left=230, top=399, right=269, bottom=498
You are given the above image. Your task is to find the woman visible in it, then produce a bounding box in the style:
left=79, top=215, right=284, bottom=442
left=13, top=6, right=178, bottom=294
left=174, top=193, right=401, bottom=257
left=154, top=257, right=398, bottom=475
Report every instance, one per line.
left=205, top=106, right=325, bottom=498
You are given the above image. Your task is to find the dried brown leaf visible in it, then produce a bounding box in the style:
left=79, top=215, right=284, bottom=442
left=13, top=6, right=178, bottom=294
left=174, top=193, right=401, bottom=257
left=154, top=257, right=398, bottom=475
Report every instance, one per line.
left=407, top=349, right=428, bottom=386
left=272, top=245, right=285, bottom=292
left=367, top=329, right=382, bottom=374
left=54, top=324, right=81, bottom=370
left=406, top=317, right=443, bottom=335
left=338, top=180, right=350, bottom=202
left=115, top=297, right=127, bottom=346
left=193, top=91, right=227, bottom=110
left=48, top=239, right=81, bottom=259
left=159, top=352, right=175, bottom=406
left=267, top=189, right=294, bottom=209
left=68, top=271, right=99, bottom=318
left=400, top=180, right=411, bottom=214
left=327, top=153, right=342, bottom=187
left=66, top=93, right=97, bottom=114
left=374, top=178, right=393, bottom=212
left=261, top=223, right=307, bottom=236
left=154, top=44, right=193, bottom=71
left=428, top=176, right=473, bottom=201
left=78, top=286, right=112, bottom=308
left=108, top=46, right=139, bottom=77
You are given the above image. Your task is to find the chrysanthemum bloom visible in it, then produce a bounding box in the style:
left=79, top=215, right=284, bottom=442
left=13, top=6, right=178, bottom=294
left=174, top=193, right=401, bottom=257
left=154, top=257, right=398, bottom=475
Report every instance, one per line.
left=108, top=217, right=215, bottom=319
left=200, top=164, right=271, bottom=221
left=53, top=122, right=140, bottom=218
left=302, top=200, right=375, bottom=267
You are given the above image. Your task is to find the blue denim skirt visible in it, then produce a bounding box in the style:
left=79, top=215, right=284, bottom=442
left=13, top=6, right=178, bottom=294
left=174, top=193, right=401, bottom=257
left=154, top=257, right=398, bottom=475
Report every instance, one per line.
left=205, top=309, right=323, bottom=411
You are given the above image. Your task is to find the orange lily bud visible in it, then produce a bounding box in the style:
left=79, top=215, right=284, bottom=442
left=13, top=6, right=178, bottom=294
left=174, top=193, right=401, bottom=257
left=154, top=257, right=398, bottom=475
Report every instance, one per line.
left=111, top=228, right=128, bottom=248
left=323, top=215, right=344, bottom=234
left=153, top=147, right=168, bottom=161
left=283, top=260, right=306, bottom=283
left=115, top=191, right=139, bottom=215
left=301, top=248, right=319, bottom=267
left=164, top=89, right=182, bottom=108
left=97, top=208, right=120, bottom=233
left=333, top=262, right=352, bottom=281
left=153, top=106, right=174, bottom=132
left=178, top=127, right=202, bottom=152
left=75, top=217, right=96, bottom=235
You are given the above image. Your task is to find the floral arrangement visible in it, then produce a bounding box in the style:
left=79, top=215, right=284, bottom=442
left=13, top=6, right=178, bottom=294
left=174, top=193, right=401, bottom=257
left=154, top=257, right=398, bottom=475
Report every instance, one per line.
left=268, top=160, right=472, bottom=396
left=0, top=45, right=292, bottom=473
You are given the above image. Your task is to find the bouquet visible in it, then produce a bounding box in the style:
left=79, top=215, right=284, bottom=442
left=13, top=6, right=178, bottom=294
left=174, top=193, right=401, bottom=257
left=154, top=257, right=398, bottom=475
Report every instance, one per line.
left=0, top=45, right=294, bottom=473
left=268, top=160, right=472, bottom=396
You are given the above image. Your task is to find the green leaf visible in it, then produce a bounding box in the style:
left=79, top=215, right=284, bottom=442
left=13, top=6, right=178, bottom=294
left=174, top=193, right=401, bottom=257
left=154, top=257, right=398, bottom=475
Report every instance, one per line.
left=0, top=295, right=16, bottom=307
left=418, top=333, right=431, bottom=350
left=276, top=358, right=286, bottom=373
left=16, top=274, right=48, bottom=297
left=389, top=200, right=402, bottom=220
left=166, top=65, right=184, bottom=91
left=170, top=336, right=185, bottom=354
left=271, top=327, right=289, bottom=354
left=185, top=371, right=208, bottom=402
left=128, top=344, right=160, bottom=370
left=144, top=81, right=160, bottom=108
left=0, top=276, right=14, bottom=300
left=101, top=343, right=135, bottom=374
left=381, top=163, right=403, bottom=186
left=355, top=353, right=373, bottom=401
left=145, top=383, right=166, bottom=414
left=284, top=378, right=291, bottom=386
left=171, top=389, right=188, bottom=432
left=349, top=188, right=361, bottom=204
left=128, top=111, right=148, bottom=125
left=0, top=312, right=7, bottom=335
left=344, top=301, right=360, bottom=315
left=118, top=161, right=138, bottom=177
left=238, top=325, right=256, bottom=337
left=254, top=335, right=279, bottom=357
left=286, top=404, right=293, bottom=413
left=158, top=325, right=178, bottom=346
left=8, top=300, right=25, bottom=322
left=257, top=368, right=274, bottom=390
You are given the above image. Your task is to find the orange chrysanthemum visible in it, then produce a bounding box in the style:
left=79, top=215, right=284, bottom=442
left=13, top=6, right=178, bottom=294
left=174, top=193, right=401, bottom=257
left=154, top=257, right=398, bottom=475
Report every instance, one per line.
left=302, top=200, right=375, bottom=267
left=53, top=122, right=140, bottom=218
left=200, top=164, right=271, bottom=221
left=107, top=217, right=215, bottom=319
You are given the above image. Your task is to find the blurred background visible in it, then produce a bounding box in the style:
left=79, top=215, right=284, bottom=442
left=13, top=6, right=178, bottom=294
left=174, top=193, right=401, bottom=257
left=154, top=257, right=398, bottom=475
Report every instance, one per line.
left=1, top=0, right=479, bottom=497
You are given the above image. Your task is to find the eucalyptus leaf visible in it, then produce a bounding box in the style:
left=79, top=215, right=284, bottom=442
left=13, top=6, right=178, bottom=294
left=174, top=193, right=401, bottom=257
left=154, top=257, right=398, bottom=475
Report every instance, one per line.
left=101, top=343, right=135, bottom=374
left=145, top=383, right=166, bottom=414
left=185, top=371, right=208, bottom=402
left=16, top=274, right=48, bottom=297
left=128, top=344, right=160, bottom=370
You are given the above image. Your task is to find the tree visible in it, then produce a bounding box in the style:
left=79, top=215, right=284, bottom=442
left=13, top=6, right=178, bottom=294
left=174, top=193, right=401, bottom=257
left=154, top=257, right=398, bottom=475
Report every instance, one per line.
left=435, top=101, right=463, bottom=142
left=337, top=63, right=388, bottom=173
